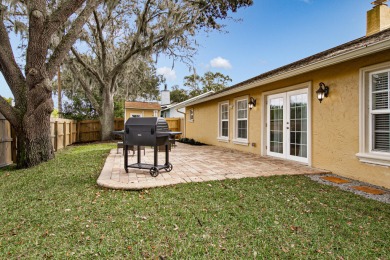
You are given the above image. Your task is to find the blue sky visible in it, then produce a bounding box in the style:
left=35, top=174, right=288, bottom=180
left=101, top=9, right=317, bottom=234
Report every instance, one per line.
left=156, top=0, right=370, bottom=89
left=0, top=0, right=372, bottom=102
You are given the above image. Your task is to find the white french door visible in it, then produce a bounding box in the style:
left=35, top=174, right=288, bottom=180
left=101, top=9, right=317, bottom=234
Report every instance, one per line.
left=267, top=89, right=309, bottom=163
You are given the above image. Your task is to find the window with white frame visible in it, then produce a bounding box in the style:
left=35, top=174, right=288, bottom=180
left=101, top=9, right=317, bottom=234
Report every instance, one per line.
left=153, top=110, right=158, bottom=117
left=234, top=97, right=248, bottom=143
left=218, top=102, right=229, bottom=140
left=357, top=62, right=390, bottom=166
left=189, top=108, right=194, bottom=122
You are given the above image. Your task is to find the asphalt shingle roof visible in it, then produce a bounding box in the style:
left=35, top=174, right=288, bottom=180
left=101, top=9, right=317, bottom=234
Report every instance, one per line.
left=125, top=101, right=161, bottom=110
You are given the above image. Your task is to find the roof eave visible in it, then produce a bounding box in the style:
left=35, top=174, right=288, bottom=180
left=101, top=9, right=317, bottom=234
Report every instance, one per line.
left=174, top=91, right=215, bottom=109
left=183, top=38, right=390, bottom=107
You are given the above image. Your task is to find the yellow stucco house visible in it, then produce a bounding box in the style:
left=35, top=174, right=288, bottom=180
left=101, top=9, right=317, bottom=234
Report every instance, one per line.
left=124, top=101, right=161, bottom=120
left=179, top=3, right=390, bottom=188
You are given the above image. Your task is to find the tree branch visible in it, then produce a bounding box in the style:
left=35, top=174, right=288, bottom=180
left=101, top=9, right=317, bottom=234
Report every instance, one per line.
left=0, top=6, right=26, bottom=100
left=25, top=0, right=48, bottom=79
left=68, top=64, right=102, bottom=115
left=85, top=21, right=102, bottom=64
left=45, top=0, right=86, bottom=37
left=93, top=11, right=107, bottom=77
left=111, top=35, right=165, bottom=79
left=0, top=96, right=18, bottom=128
left=110, top=74, right=118, bottom=93
left=71, top=47, right=106, bottom=87
left=46, top=0, right=103, bottom=79
left=111, top=0, right=151, bottom=78
left=100, top=6, right=120, bottom=30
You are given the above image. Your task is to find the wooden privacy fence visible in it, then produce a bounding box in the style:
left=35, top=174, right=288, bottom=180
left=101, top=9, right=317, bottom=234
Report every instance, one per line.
left=165, top=117, right=184, bottom=138
left=78, top=118, right=184, bottom=142
left=77, top=120, right=100, bottom=143
left=78, top=118, right=124, bottom=142
left=77, top=117, right=184, bottom=142
left=1, top=117, right=184, bottom=167
left=51, top=118, right=77, bottom=151
left=0, top=112, right=13, bottom=167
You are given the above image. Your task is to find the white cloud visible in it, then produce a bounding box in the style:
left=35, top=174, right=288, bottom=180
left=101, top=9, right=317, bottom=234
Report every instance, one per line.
left=156, top=67, right=177, bottom=81
left=210, top=57, right=232, bottom=69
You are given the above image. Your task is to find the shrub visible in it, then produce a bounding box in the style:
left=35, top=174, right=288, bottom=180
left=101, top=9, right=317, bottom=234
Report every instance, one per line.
left=178, top=138, right=205, bottom=146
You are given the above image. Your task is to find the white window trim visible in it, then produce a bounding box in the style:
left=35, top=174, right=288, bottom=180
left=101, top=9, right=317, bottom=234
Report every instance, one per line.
left=217, top=101, right=229, bottom=142
left=233, top=96, right=249, bottom=145
left=189, top=108, right=194, bottom=122
left=356, top=61, right=390, bottom=167
left=217, top=138, right=230, bottom=143
left=153, top=110, right=158, bottom=117
left=369, top=69, right=390, bottom=154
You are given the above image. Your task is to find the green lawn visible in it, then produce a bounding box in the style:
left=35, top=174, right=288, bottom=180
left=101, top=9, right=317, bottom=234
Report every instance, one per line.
left=0, top=143, right=389, bottom=259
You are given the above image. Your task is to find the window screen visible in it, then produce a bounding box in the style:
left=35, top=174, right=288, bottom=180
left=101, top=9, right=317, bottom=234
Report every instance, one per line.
left=371, top=71, right=390, bottom=152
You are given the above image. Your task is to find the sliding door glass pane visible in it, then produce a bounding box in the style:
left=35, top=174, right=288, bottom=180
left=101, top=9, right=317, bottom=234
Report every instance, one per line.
left=270, top=98, right=284, bottom=154
left=289, top=93, right=307, bottom=158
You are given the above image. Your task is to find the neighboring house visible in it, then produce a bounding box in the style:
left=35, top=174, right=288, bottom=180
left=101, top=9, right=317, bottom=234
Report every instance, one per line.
left=161, top=103, right=185, bottom=118
left=161, top=91, right=215, bottom=118
left=124, top=101, right=161, bottom=120
left=177, top=3, right=390, bottom=188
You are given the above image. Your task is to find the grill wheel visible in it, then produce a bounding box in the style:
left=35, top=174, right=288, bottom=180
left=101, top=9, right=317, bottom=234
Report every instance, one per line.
left=150, top=167, right=159, bottom=177
left=165, top=163, right=173, bottom=172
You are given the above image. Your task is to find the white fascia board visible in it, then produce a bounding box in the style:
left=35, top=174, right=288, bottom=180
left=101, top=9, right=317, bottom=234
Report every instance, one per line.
left=174, top=91, right=215, bottom=109
left=183, top=39, right=390, bottom=107
left=161, top=105, right=176, bottom=111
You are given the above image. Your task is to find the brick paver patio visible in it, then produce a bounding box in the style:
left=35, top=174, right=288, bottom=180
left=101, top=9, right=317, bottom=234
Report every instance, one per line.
left=97, top=143, right=329, bottom=190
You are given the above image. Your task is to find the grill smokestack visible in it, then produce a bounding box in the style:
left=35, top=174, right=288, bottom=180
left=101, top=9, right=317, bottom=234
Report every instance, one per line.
left=366, top=0, right=390, bottom=36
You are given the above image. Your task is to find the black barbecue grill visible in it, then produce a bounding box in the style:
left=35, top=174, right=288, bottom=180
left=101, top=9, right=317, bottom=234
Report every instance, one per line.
left=124, top=117, right=181, bottom=177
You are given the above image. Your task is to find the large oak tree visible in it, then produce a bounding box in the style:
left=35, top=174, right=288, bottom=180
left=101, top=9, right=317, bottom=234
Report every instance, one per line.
left=0, top=0, right=103, bottom=168
left=69, top=0, right=252, bottom=140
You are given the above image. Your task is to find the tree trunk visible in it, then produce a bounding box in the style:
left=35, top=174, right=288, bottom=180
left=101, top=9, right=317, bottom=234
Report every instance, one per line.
left=100, top=88, right=115, bottom=141
left=0, top=0, right=104, bottom=168
left=17, top=78, right=54, bottom=168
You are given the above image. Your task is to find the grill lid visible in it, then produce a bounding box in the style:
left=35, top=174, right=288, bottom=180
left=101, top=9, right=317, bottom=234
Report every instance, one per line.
left=125, top=117, right=169, bottom=131
left=124, top=117, right=181, bottom=146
